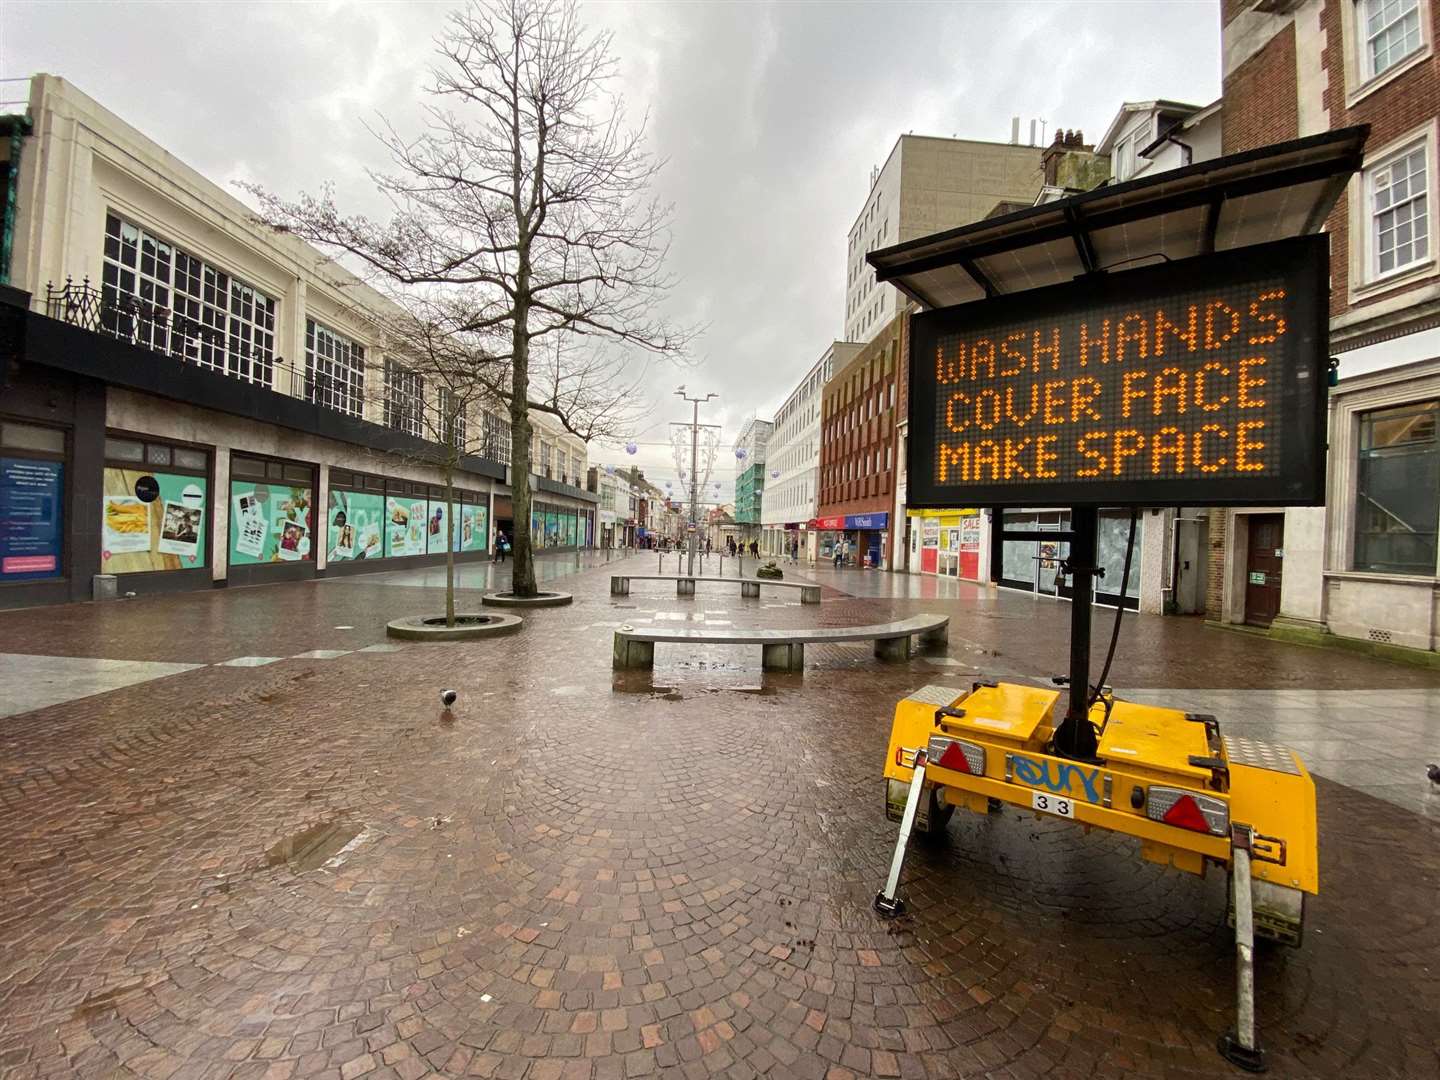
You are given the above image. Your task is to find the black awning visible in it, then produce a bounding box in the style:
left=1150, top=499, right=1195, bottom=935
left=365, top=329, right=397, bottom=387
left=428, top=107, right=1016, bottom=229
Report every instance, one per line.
left=867, top=126, right=1367, bottom=310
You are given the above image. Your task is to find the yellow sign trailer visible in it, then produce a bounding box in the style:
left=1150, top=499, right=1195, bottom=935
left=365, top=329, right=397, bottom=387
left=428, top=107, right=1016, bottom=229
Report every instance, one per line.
left=875, top=679, right=1317, bottom=1072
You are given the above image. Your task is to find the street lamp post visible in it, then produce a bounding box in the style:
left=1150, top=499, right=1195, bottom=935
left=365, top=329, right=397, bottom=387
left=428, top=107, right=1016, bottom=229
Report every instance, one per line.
left=674, top=387, right=716, bottom=579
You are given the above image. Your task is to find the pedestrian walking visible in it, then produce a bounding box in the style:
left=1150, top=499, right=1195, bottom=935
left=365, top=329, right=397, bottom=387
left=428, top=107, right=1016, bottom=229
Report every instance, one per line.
left=494, top=530, right=509, bottom=563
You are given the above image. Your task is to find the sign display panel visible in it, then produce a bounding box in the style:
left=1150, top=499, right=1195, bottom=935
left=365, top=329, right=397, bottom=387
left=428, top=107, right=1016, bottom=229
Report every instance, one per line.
left=906, top=237, right=1329, bottom=508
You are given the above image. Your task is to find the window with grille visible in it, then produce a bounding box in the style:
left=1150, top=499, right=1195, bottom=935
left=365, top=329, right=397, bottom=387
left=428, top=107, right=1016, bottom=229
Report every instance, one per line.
left=440, top=388, right=467, bottom=449
left=1368, top=142, right=1430, bottom=277
left=384, top=360, right=424, bottom=437
left=482, top=411, right=511, bottom=463
left=102, top=212, right=276, bottom=386
left=304, top=319, right=365, bottom=416
left=1354, top=399, right=1438, bottom=574
left=1362, top=0, right=1423, bottom=78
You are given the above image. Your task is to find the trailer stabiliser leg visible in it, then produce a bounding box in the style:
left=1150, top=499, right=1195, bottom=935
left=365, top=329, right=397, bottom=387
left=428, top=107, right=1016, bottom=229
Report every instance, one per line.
left=875, top=750, right=928, bottom=918
left=1219, top=824, right=1267, bottom=1073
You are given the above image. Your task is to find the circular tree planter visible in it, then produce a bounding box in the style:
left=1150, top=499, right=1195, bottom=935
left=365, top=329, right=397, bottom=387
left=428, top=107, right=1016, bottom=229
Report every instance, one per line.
left=385, top=612, right=524, bottom=640
left=480, top=591, right=574, bottom=608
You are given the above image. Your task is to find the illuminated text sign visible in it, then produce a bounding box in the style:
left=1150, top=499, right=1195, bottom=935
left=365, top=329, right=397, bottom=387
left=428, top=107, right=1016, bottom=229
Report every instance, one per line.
left=906, top=237, right=1328, bottom=508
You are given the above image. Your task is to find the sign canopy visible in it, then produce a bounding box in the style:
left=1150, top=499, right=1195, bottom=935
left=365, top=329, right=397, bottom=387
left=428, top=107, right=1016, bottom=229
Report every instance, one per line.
left=906, top=236, right=1328, bottom=508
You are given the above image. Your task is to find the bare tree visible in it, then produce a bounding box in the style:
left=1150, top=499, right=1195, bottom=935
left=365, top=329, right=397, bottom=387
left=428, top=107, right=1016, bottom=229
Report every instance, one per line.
left=245, top=0, right=691, bottom=596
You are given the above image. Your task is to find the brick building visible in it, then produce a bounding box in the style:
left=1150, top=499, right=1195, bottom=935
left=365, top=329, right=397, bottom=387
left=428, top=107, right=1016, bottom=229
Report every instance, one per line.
left=816, top=312, right=905, bottom=567
left=1215, top=0, right=1439, bottom=657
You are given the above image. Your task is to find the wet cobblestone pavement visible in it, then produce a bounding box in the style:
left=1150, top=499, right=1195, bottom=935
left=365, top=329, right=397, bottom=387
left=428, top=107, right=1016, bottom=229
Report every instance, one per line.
left=1, top=554, right=1437, bottom=1079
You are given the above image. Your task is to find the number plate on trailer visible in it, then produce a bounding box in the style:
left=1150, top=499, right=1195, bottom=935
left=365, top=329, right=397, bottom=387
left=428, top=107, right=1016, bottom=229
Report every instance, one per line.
left=1031, top=790, right=1075, bottom=818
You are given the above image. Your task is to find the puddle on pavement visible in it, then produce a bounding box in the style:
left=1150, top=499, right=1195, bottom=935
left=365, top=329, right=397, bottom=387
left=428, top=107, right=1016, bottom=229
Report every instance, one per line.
left=265, top=819, right=363, bottom=872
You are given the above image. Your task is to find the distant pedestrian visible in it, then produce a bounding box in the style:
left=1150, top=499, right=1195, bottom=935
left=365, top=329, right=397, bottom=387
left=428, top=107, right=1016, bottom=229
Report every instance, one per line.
left=494, top=530, right=509, bottom=563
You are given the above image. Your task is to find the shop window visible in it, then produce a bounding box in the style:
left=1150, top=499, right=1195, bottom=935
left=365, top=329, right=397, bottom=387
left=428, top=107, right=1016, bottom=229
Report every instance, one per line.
left=304, top=319, right=366, bottom=417
left=102, top=437, right=209, bottom=575
left=1, top=423, right=66, bottom=582
left=1354, top=399, right=1439, bottom=574
left=229, top=460, right=314, bottom=567
left=231, top=456, right=267, bottom=479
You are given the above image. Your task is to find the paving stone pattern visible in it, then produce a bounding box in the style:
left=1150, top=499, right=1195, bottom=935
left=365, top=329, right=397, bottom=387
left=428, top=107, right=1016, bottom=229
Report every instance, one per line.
left=0, top=554, right=1437, bottom=1079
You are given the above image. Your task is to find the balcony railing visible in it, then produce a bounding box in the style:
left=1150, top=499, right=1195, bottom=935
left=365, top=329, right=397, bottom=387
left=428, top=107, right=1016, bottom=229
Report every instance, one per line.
left=43, top=276, right=359, bottom=415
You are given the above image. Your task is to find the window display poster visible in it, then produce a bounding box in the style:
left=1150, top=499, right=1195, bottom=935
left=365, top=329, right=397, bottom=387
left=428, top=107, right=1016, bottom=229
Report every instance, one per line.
left=102, top=468, right=207, bottom=573
left=545, top=510, right=560, bottom=546
left=531, top=509, right=543, bottom=545
left=328, top=490, right=384, bottom=562
left=1, top=457, right=64, bottom=580
left=385, top=496, right=427, bottom=557
left=457, top=503, right=489, bottom=553
left=426, top=499, right=449, bottom=555
left=228, top=482, right=312, bottom=565
left=564, top=512, right=577, bottom=547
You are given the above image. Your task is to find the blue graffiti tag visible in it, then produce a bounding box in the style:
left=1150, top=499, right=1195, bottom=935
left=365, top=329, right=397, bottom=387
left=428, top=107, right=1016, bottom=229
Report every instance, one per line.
left=1011, top=754, right=1102, bottom=803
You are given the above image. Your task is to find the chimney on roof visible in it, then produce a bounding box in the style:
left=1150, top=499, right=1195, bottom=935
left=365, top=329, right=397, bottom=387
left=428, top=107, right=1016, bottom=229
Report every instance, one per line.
left=1041, top=128, right=1096, bottom=187
left=1029, top=119, right=1036, bottom=146
left=1011, top=116, right=1020, bottom=145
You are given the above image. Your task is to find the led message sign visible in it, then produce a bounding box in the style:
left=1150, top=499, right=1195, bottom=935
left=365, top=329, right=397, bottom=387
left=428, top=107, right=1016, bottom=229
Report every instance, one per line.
left=906, top=236, right=1328, bottom=509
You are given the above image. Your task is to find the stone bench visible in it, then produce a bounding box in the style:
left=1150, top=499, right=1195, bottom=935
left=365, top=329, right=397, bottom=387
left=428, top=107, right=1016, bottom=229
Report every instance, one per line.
left=610, top=574, right=821, bottom=604
left=612, top=613, right=949, bottom=672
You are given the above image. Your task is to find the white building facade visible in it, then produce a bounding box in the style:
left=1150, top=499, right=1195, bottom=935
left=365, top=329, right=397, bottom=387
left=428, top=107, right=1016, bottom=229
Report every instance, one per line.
left=759, top=342, right=857, bottom=558
left=844, top=134, right=1044, bottom=344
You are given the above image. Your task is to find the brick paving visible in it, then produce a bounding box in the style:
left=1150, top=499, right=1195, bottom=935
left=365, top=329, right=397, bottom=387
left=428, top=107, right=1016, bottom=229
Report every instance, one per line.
left=1, top=554, right=1437, bottom=1078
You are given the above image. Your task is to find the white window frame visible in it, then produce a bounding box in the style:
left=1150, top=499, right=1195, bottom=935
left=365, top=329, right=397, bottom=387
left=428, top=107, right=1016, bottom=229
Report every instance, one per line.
left=1349, top=121, right=1438, bottom=300
left=1342, top=0, right=1433, bottom=106
left=305, top=318, right=366, bottom=418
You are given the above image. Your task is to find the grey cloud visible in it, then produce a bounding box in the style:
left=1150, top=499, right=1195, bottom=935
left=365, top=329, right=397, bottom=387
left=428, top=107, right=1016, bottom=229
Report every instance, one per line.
left=2, top=0, right=1217, bottom=490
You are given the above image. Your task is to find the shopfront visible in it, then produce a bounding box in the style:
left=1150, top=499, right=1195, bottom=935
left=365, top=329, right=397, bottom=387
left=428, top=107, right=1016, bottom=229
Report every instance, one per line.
left=226, top=453, right=318, bottom=585
left=100, top=433, right=211, bottom=589
left=909, top=508, right=983, bottom=579
left=994, top=509, right=1141, bottom=609
left=1, top=420, right=67, bottom=586
left=812, top=513, right=889, bottom=567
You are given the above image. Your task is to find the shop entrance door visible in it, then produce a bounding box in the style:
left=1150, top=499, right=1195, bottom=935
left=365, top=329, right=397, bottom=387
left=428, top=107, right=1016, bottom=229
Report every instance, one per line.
left=1244, top=514, right=1285, bottom=627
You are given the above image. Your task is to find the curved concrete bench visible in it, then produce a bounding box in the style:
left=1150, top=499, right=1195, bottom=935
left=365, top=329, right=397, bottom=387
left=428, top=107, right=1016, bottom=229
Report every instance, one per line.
left=611, top=574, right=821, bottom=604
left=612, top=613, right=949, bottom=672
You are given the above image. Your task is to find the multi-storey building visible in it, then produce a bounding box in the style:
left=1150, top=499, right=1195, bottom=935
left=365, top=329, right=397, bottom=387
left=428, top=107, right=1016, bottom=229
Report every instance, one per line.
left=0, top=75, right=596, bottom=609
left=731, top=418, right=772, bottom=543
left=1217, top=0, right=1438, bottom=658
left=758, top=342, right=859, bottom=559
left=817, top=316, right=903, bottom=567
left=844, top=134, right=1044, bottom=344
left=887, top=108, right=1223, bottom=618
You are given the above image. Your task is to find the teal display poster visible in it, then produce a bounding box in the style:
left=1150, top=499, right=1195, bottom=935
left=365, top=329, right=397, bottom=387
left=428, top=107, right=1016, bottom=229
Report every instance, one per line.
left=426, top=500, right=450, bottom=555
left=229, top=483, right=313, bottom=565
left=458, top=503, right=488, bottom=552
left=531, top=509, right=542, bottom=545
left=328, top=490, right=384, bottom=561
left=385, top=495, right=428, bottom=557
left=102, top=468, right=206, bottom=573
left=545, top=510, right=560, bottom=546
left=564, top=512, right=577, bottom=547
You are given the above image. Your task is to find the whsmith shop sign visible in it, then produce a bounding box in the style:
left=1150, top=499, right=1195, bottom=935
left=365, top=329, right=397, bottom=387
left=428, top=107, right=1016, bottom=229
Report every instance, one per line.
left=906, top=237, right=1328, bottom=509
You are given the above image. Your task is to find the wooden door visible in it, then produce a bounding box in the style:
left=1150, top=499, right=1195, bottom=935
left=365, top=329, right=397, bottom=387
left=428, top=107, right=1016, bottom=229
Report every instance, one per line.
left=1245, top=515, right=1285, bottom=627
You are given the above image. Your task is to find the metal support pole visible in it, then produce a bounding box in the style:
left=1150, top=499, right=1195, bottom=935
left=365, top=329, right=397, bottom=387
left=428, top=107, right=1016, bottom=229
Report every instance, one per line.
left=1053, top=506, right=1099, bottom=760
left=875, top=750, right=928, bottom=917
left=1219, top=825, right=1267, bottom=1072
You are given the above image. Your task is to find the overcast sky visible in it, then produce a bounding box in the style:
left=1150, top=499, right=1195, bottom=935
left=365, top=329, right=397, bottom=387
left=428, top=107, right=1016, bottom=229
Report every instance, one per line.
left=3, top=0, right=1218, bottom=496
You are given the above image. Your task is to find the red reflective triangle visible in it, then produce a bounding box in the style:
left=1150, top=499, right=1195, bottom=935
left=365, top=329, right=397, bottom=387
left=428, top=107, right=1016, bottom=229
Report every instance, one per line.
left=1162, top=794, right=1208, bottom=832
left=937, top=742, right=971, bottom=774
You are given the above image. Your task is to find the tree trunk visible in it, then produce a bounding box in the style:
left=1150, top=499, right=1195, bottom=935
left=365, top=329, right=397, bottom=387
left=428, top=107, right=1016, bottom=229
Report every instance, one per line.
left=509, top=292, right=536, bottom=597
left=444, top=461, right=456, bottom=626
